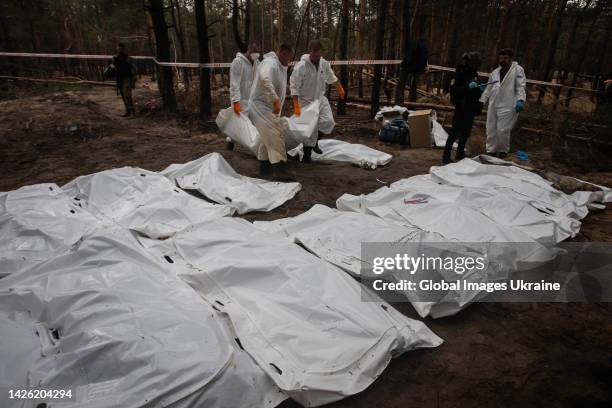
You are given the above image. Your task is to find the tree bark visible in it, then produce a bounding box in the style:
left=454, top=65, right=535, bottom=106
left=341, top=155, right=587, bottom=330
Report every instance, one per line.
left=357, top=0, right=367, bottom=98
left=565, top=1, right=602, bottom=107
left=232, top=0, right=246, bottom=51
left=537, top=0, right=567, bottom=103
left=337, top=0, right=350, bottom=115
left=195, top=0, right=212, bottom=119
left=148, top=0, right=177, bottom=111
left=394, top=0, right=411, bottom=105
left=294, top=0, right=312, bottom=56
left=370, top=0, right=388, bottom=117
left=276, top=0, right=284, bottom=45
left=170, top=0, right=190, bottom=85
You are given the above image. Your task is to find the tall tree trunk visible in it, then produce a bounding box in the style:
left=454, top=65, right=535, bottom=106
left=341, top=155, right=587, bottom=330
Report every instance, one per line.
left=270, top=0, right=275, bottom=49
left=148, top=0, right=177, bottom=111
left=337, top=0, right=350, bottom=115
left=294, top=0, right=312, bottom=56
left=195, top=0, right=212, bottom=120
left=232, top=0, right=246, bottom=51
left=245, top=0, right=252, bottom=43
left=370, top=0, right=389, bottom=117
left=493, top=0, right=513, bottom=61
left=170, top=0, right=190, bottom=85
left=537, top=0, right=567, bottom=103
left=0, top=3, right=17, bottom=76
left=394, top=0, right=411, bottom=105
left=565, top=2, right=602, bottom=107
left=593, top=16, right=611, bottom=97
left=276, top=0, right=284, bottom=45
left=531, top=0, right=556, bottom=76
left=260, top=0, right=265, bottom=50
left=357, top=0, right=367, bottom=98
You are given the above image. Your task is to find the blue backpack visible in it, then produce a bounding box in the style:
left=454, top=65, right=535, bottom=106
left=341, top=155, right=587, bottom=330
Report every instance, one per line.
left=379, top=118, right=410, bottom=145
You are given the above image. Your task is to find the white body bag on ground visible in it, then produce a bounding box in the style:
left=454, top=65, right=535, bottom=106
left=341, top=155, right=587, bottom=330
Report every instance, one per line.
left=162, top=152, right=301, bottom=214
left=139, top=217, right=442, bottom=407
left=0, top=183, right=100, bottom=276
left=0, top=230, right=285, bottom=408
left=62, top=167, right=233, bottom=238
left=288, top=139, right=393, bottom=169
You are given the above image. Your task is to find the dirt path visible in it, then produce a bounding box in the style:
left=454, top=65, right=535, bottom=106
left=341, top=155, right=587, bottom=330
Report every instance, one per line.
left=1, top=84, right=611, bottom=407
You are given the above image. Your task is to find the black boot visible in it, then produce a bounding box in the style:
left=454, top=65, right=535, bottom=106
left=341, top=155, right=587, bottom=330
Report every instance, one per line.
left=302, top=147, right=313, bottom=163
left=313, top=141, right=322, bottom=154
left=122, top=109, right=131, bottom=117
left=226, top=141, right=235, bottom=151
left=272, top=161, right=296, bottom=182
left=259, top=160, right=273, bottom=175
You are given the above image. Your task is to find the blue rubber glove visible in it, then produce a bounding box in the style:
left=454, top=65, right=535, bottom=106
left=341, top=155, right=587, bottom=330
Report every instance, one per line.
left=515, top=100, right=525, bottom=112
left=468, top=81, right=479, bottom=89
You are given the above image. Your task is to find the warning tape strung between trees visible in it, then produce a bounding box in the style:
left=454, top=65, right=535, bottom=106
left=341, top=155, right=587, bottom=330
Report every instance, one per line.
left=0, top=52, right=596, bottom=92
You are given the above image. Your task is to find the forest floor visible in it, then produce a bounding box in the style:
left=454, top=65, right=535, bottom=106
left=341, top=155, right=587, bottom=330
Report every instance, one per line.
left=1, top=79, right=611, bottom=407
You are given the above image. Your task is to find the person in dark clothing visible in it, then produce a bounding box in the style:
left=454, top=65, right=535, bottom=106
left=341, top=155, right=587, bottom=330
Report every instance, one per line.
left=110, top=43, right=137, bottom=117
left=442, top=52, right=484, bottom=164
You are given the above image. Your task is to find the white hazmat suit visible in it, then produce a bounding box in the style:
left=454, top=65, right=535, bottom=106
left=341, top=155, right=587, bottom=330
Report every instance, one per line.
left=480, top=61, right=527, bottom=154
left=289, top=54, right=338, bottom=145
left=229, top=52, right=258, bottom=112
left=248, top=52, right=288, bottom=164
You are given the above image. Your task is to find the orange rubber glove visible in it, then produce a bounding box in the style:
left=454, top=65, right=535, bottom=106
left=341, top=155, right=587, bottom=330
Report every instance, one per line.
left=293, top=97, right=301, bottom=117
left=336, top=82, right=346, bottom=99
left=233, top=102, right=241, bottom=115
left=273, top=98, right=281, bottom=114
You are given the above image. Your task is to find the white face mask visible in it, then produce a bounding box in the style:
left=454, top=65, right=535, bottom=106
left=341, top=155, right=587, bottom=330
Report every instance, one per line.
left=250, top=53, right=260, bottom=62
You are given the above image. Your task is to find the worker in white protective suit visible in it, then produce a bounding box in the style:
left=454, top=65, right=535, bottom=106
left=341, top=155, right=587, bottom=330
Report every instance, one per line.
left=479, top=48, right=527, bottom=158
left=226, top=41, right=260, bottom=150
left=248, top=43, right=295, bottom=180
left=289, top=40, right=345, bottom=162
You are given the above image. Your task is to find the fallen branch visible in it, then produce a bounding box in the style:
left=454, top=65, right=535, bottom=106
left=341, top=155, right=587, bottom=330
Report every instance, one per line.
left=0, top=75, right=115, bottom=87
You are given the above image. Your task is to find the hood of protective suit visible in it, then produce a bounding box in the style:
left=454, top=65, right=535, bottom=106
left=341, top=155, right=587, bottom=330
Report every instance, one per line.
left=301, top=53, right=323, bottom=67
left=236, top=52, right=250, bottom=64
left=264, top=51, right=279, bottom=62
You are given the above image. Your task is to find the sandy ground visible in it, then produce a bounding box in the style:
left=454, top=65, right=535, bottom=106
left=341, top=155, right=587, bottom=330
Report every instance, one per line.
left=1, top=82, right=611, bottom=407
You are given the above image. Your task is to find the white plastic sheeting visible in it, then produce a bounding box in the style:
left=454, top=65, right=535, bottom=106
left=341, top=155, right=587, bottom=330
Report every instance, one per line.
left=62, top=167, right=234, bottom=239
left=139, top=217, right=442, bottom=407
left=0, top=183, right=99, bottom=276
left=472, top=154, right=612, bottom=205
left=430, top=159, right=611, bottom=219
left=0, top=230, right=286, bottom=408
left=432, top=119, right=452, bottom=148
left=338, top=174, right=581, bottom=246
left=2, top=158, right=440, bottom=407
left=252, top=204, right=552, bottom=319
left=254, top=204, right=442, bottom=276
left=374, top=105, right=409, bottom=122
left=215, top=107, right=261, bottom=155
left=288, top=139, right=393, bottom=169
left=161, top=152, right=301, bottom=214
left=268, top=158, right=612, bottom=317
left=284, top=100, right=320, bottom=150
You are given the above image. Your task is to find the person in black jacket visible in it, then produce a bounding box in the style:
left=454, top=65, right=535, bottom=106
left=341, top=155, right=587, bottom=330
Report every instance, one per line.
left=109, top=43, right=137, bottom=117
left=442, top=52, right=484, bottom=164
